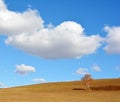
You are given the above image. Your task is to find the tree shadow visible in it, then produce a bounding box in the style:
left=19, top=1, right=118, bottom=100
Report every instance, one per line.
left=72, top=88, right=85, bottom=90
left=90, top=86, right=120, bottom=91
left=72, top=86, right=120, bottom=91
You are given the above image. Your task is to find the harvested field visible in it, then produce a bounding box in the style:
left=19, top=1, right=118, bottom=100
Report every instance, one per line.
left=0, top=78, right=120, bottom=102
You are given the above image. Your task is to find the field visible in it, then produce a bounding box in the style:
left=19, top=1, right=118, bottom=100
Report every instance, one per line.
left=0, top=79, right=120, bottom=102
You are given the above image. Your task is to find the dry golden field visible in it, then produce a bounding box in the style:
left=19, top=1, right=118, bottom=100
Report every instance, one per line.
left=0, top=79, right=120, bottom=102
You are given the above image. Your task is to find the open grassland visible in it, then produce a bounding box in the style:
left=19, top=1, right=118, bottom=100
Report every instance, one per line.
left=0, top=79, right=120, bottom=102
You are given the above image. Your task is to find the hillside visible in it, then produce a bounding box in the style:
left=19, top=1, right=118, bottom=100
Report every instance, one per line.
left=0, top=79, right=120, bottom=102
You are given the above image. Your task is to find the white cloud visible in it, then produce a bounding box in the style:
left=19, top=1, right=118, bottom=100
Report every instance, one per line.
left=0, top=0, right=103, bottom=59
left=0, top=82, right=5, bottom=87
left=32, top=78, right=47, bottom=83
left=92, top=64, right=101, bottom=72
left=5, top=21, right=102, bottom=59
left=76, top=68, right=88, bottom=75
left=0, top=0, right=44, bottom=35
left=0, top=0, right=6, bottom=10
left=104, top=26, right=120, bottom=54
left=15, top=64, right=36, bottom=75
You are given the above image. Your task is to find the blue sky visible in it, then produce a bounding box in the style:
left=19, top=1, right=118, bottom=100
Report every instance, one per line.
left=0, top=0, right=120, bottom=87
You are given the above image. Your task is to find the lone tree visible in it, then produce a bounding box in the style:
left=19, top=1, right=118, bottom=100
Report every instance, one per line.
left=81, top=74, right=93, bottom=91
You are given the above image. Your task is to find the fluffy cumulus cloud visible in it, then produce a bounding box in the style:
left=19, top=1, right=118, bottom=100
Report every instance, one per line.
left=76, top=68, right=88, bottom=75
left=104, top=26, right=120, bottom=54
left=0, top=0, right=102, bottom=59
left=32, top=78, right=47, bottom=83
left=15, top=64, right=36, bottom=75
left=6, top=21, right=102, bottom=59
left=0, top=0, right=44, bottom=35
left=0, top=82, right=5, bottom=87
left=92, top=64, right=101, bottom=72
left=0, top=0, right=6, bottom=10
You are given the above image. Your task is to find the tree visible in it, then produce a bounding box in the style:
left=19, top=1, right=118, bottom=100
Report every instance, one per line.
left=81, top=74, right=93, bottom=91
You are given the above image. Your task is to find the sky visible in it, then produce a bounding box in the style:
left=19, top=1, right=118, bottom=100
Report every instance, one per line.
left=0, top=0, right=120, bottom=88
